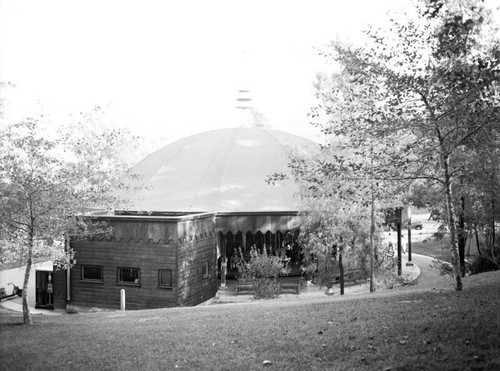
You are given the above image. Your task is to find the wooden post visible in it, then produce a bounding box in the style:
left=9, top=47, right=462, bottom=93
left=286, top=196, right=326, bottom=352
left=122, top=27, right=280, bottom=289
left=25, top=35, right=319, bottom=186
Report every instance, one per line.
left=369, top=189, right=375, bottom=293
left=407, top=204, right=413, bottom=264
left=397, top=221, right=402, bottom=276
left=221, top=258, right=227, bottom=288
left=339, top=248, right=344, bottom=295
left=65, top=235, right=71, bottom=302
left=407, top=223, right=413, bottom=265
left=369, top=150, right=375, bottom=293
left=218, top=232, right=227, bottom=289
left=120, top=289, right=125, bottom=311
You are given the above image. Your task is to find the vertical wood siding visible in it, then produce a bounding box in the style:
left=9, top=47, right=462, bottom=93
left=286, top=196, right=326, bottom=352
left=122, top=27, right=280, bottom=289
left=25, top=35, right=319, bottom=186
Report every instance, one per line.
left=176, top=237, right=218, bottom=307
left=62, top=215, right=217, bottom=311
left=69, top=240, right=178, bottom=310
left=52, top=268, right=67, bottom=310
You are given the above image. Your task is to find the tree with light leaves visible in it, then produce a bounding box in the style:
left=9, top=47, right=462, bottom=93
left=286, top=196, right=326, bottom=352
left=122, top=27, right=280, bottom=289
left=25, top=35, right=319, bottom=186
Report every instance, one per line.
left=298, top=192, right=380, bottom=295
left=0, top=110, right=138, bottom=324
left=270, top=130, right=396, bottom=294
left=307, top=0, right=500, bottom=290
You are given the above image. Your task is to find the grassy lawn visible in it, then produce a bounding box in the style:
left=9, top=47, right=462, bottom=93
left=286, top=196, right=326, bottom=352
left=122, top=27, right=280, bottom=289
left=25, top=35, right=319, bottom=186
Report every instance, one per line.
left=407, top=208, right=481, bottom=264
left=411, top=237, right=455, bottom=263
left=411, top=235, right=482, bottom=264
left=1, top=271, right=499, bottom=370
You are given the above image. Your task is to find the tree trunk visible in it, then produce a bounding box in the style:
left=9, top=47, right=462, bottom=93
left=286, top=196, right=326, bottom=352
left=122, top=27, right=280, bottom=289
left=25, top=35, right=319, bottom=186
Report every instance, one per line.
left=466, top=231, right=472, bottom=257
left=326, top=256, right=333, bottom=290
left=490, top=198, right=495, bottom=249
left=22, top=236, right=33, bottom=325
left=23, top=200, right=35, bottom=325
left=443, top=156, right=463, bottom=291
left=325, top=244, right=334, bottom=293
left=475, top=227, right=482, bottom=255
left=339, top=250, right=344, bottom=295
left=458, top=195, right=466, bottom=277
left=325, top=253, right=334, bottom=295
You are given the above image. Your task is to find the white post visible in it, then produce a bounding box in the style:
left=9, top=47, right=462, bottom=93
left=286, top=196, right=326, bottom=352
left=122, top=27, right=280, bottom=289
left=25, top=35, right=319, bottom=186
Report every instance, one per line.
left=120, top=289, right=125, bottom=311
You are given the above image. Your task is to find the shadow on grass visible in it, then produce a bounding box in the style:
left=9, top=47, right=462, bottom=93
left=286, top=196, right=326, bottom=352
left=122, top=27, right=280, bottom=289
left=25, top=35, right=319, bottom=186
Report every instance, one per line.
left=0, top=313, right=25, bottom=327
left=1, top=322, right=25, bottom=327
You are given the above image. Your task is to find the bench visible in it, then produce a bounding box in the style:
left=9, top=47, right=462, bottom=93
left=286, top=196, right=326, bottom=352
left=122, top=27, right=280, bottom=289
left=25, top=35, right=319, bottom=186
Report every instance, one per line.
left=278, top=275, right=301, bottom=295
left=235, top=279, right=254, bottom=296
left=333, top=268, right=368, bottom=286
left=235, top=276, right=302, bottom=296
left=0, top=287, right=19, bottom=301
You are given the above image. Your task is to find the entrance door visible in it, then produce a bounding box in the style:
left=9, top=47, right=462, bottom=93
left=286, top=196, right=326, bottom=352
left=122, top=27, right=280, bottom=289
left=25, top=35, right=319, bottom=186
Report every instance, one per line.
left=35, top=271, right=53, bottom=309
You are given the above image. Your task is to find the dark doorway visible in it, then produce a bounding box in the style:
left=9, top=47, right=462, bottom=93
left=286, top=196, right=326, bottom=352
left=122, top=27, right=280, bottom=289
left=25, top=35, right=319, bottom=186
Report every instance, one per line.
left=35, top=271, right=54, bottom=309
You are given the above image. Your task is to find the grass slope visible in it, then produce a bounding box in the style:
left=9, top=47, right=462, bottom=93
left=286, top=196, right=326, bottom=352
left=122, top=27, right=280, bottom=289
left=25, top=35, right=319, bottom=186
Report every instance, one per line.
left=1, top=272, right=499, bottom=370
left=408, top=207, right=482, bottom=264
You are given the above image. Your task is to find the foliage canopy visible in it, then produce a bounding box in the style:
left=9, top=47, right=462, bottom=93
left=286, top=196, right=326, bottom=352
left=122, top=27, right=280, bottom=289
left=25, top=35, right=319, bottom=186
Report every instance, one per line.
left=0, top=110, right=139, bottom=323
left=279, top=0, right=500, bottom=291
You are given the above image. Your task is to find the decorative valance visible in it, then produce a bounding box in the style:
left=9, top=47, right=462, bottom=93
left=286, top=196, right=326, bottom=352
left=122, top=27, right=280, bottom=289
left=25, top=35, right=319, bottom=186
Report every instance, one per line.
left=215, top=211, right=300, bottom=234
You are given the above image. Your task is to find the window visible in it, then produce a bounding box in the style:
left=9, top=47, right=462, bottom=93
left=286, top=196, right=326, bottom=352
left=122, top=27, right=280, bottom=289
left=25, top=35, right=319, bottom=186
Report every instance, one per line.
left=158, top=269, right=173, bottom=288
left=81, top=265, right=103, bottom=282
left=202, top=260, right=209, bottom=279
left=117, top=267, right=140, bottom=285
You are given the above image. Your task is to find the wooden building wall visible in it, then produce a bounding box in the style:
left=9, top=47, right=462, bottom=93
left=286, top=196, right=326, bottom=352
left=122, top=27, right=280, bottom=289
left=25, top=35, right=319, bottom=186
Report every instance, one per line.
left=68, top=239, right=178, bottom=310
left=177, top=237, right=218, bottom=307
left=57, top=214, right=217, bottom=311
left=176, top=216, right=218, bottom=306
left=52, top=268, right=67, bottom=310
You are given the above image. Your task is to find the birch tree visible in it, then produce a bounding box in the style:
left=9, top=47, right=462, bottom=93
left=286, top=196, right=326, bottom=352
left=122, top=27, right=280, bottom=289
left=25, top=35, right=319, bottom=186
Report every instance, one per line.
left=0, top=113, right=138, bottom=324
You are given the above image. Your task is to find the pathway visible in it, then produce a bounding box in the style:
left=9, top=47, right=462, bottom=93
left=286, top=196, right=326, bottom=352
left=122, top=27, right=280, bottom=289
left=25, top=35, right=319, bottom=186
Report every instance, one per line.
left=0, top=253, right=454, bottom=313
left=203, top=253, right=433, bottom=305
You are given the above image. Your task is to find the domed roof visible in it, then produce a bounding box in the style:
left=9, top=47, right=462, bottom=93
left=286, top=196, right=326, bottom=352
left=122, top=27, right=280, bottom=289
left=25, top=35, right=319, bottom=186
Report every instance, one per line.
left=124, top=127, right=318, bottom=213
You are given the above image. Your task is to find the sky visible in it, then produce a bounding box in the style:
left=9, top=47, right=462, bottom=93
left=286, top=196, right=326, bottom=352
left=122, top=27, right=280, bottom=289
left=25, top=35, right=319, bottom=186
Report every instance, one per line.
left=0, top=0, right=497, bottom=149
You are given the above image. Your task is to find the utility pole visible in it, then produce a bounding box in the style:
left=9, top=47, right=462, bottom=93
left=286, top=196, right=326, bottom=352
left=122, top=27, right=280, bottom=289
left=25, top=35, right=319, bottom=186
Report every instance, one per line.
left=406, top=203, right=413, bottom=266
left=397, top=213, right=402, bottom=276
left=369, top=147, right=376, bottom=293
left=370, top=189, right=375, bottom=292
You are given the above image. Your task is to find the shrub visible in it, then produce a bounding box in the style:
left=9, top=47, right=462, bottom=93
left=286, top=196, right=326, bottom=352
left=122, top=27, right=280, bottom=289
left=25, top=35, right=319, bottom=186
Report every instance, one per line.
left=234, top=245, right=289, bottom=299
left=431, top=258, right=455, bottom=278
left=252, top=279, right=280, bottom=300
left=373, top=255, right=399, bottom=289
left=469, top=254, right=499, bottom=275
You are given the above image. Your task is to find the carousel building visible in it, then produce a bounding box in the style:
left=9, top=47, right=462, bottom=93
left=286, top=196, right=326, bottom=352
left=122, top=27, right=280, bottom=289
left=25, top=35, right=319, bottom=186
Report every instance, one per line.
left=52, top=127, right=319, bottom=311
